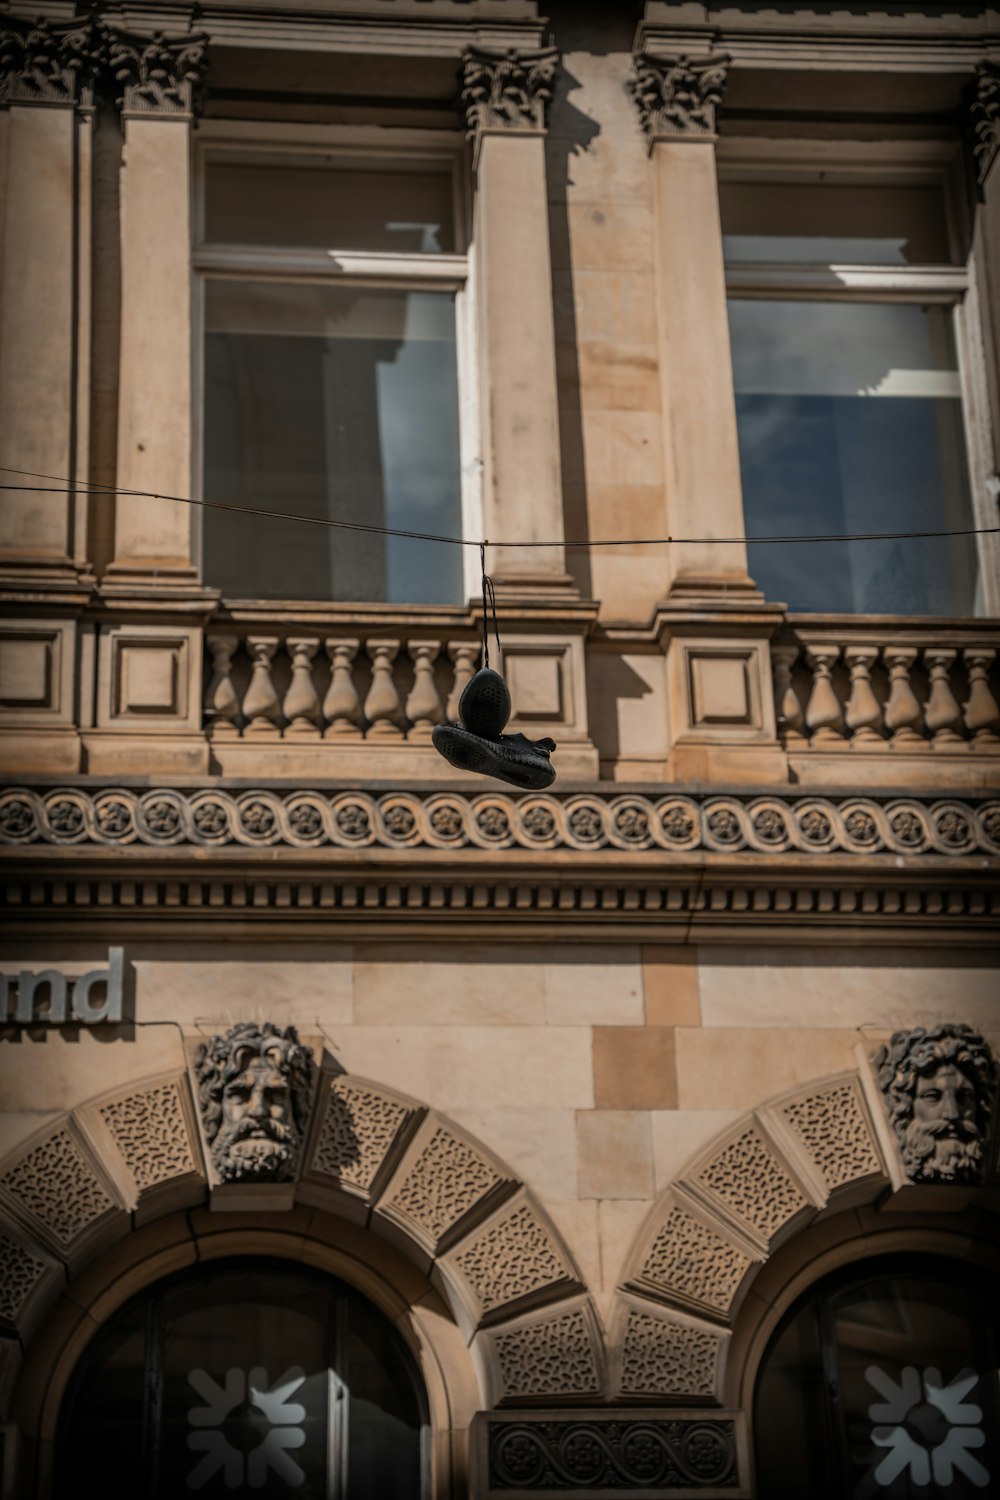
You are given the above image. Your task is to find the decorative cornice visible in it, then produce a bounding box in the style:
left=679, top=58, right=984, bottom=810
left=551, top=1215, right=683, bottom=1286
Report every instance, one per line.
left=0, top=15, right=104, bottom=108
left=461, top=45, right=558, bottom=144
left=2, top=786, right=996, bottom=859
left=968, top=61, right=1000, bottom=186
left=107, top=28, right=208, bottom=118
left=629, top=51, right=729, bottom=141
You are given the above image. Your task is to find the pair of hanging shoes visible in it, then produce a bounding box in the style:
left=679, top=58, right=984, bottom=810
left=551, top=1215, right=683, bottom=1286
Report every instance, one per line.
left=432, top=668, right=557, bottom=790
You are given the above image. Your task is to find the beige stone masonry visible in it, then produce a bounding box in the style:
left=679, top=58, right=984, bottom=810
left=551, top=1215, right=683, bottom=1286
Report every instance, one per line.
left=473, top=1294, right=605, bottom=1406
left=107, top=115, right=197, bottom=584
left=474, top=130, right=569, bottom=593
left=76, top=1070, right=205, bottom=1224
left=611, top=1292, right=730, bottom=1402
left=0, top=618, right=82, bottom=773
left=375, top=1114, right=518, bottom=1263
left=300, top=1071, right=423, bottom=1224
left=0, top=1115, right=129, bottom=1272
left=0, top=104, right=87, bottom=576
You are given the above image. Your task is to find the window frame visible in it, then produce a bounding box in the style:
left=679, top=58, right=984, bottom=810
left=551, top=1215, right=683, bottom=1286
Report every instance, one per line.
left=717, top=137, right=1000, bottom=617
left=190, top=121, right=483, bottom=606
left=56, top=1255, right=432, bottom=1500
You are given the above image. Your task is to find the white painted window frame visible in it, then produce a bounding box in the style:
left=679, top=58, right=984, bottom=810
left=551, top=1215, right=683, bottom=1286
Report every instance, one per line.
left=717, top=137, right=1000, bottom=616
left=191, top=120, right=483, bottom=604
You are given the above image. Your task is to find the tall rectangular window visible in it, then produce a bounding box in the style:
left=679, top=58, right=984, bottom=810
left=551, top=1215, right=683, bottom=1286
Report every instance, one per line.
left=196, top=146, right=471, bottom=604
left=719, top=155, right=986, bottom=616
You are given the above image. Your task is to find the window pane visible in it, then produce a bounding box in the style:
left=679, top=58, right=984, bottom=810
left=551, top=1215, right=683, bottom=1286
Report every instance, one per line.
left=728, top=299, right=981, bottom=614
left=56, top=1263, right=427, bottom=1500
left=720, top=178, right=951, bottom=264
left=755, top=1261, right=1000, bottom=1500
left=203, top=281, right=464, bottom=604
left=204, top=153, right=455, bottom=253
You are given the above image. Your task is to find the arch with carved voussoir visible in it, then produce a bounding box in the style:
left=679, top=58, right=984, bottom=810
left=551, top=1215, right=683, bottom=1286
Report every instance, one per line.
left=0, top=1064, right=604, bottom=1499
left=608, top=1062, right=1000, bottom=1429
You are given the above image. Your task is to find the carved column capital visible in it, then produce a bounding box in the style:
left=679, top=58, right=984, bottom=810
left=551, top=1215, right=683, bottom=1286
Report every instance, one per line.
left=629, top=51, right=729, bottom=142
left=106, top=28, right=209, bottom=119
left=967, top=61, right=1000, bottom=186
left=0, top=15, right=105, bottom=108
left=461, top=45, right=558, bottom=145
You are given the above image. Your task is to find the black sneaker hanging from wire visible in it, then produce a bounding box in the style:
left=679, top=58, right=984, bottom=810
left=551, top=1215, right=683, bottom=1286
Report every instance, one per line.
left=431, top=547, right=557, bottom=790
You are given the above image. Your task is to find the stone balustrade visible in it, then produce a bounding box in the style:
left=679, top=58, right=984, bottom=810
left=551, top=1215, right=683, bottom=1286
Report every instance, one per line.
left=773, top=622, right=1000, bottom=753
left=203, top=631, right=481, bottom=741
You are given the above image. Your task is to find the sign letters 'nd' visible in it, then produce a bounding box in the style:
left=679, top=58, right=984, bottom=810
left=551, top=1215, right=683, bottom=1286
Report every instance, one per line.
left=1, top=948, right=124, bottom=1025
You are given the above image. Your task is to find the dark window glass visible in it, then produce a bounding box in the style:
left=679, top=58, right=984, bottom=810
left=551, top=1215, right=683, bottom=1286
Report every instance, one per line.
left=755, top=1257, right=1000, bottom=1499
left=57, top=1260, right=426, bottom=1500
left=203, top=281, right=463, bottom=604
left=204, top=154, right=455, bottom=254
left=728, top=299, right=981, bottom=615
left=719, top=177, right=952, bottom=266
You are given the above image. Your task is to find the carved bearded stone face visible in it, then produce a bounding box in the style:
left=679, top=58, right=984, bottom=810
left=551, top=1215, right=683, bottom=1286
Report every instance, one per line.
left=903, top=1062, right=981, bottom=1182
left=216, top=1057, right=295, bottom=1181
left=875, top=1024, right=997, bottom=1187
left=195, top=1022, right=314, bottom=1185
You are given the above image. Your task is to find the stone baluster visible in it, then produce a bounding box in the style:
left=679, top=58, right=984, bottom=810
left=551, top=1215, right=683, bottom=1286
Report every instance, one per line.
left=803, top=645, right=844, bottom=745
left=406, top=641, right=444, bottom=742
left=242, top=636, right=281, bottom=738
left=323, top=639, right=362, bottom=738
left=883, top=646, right=925, bottom=749
left=844, top=645, right=883, bottom=747
left=283, top=638, right=321, bottom=739
left=447, top=642, right=480, bottom=724
left=203, top=633, right=241, bottom=737
left=924, top=648, right=963, bottom=750
left=364, top=640, right=404, bottom=738
left=963, top=648, right=1000, bottom=749
left=772, top=644, right=806, bottom=747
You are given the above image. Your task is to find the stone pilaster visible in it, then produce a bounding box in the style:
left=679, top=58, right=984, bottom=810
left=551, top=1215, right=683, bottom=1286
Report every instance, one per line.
left=967, top=62, right=1000, bottom=614
left=629, top=51, right=752, bottom=602
left=631, top=52, right=784, bottom=782
left=104, top=29, right=208, bottom=593
left=461, top=47, right=572, bottom=597
left=0, top=16, right=102, bottom=583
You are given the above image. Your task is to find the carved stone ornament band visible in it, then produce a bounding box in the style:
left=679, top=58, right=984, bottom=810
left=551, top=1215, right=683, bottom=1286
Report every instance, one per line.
left=487, top=1417, right=739, bottom=1491
left=461, top=46, right=558, bottom=140
left=629, top=52, right=730, bottom=140
left=2, top=786, right=996, bottom=856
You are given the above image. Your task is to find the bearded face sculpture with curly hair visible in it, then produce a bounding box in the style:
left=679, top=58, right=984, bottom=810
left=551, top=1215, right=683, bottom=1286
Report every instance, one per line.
left=874, top=1023, right=997, bottom=1184
left=195, top=1022, right=315, bottom=1183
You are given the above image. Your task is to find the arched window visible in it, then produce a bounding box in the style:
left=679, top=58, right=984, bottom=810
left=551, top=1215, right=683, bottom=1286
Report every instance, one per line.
left=754, top=1254, right=1000, bottom=1499
left=57, top=1259, right=428, bottom=1499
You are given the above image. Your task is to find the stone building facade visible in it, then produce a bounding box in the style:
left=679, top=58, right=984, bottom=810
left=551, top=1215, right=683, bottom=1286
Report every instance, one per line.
left=1, top=2, right=998, bottom=1497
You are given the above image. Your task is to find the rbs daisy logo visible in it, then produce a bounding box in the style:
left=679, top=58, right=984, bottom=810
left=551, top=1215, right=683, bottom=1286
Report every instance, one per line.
left=186, top=1366, right=308, bottom=1490
left=866, top=1365, right=990, bottom=1489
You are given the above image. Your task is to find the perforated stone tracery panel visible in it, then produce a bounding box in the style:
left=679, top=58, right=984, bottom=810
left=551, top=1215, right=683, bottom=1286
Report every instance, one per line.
left=636, top=1203, right=754, bottom=1316
left=691, top=1126, right=809, bottom=1246
left=491, top=1306, right=600, bottom=1400
left=99, top=1081, right=197, bottom=1193
left=780, top=1081, right=883, bottom=1193
left=383, top=1126, right=507, bottom=1247
left=308, top=1078, right=412, bottom=1194
left=0, top=1234, right=48, bottom=1326
left=0, top=1130, right=115, bottom=1249
left=619, top=1307, right=722, bottom=1399
left=453, top=1201, right=574, bottom=1319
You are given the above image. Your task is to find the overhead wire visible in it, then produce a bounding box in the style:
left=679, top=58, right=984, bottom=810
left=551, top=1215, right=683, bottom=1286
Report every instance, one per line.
left=1, top=465, right=998, bottom=550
